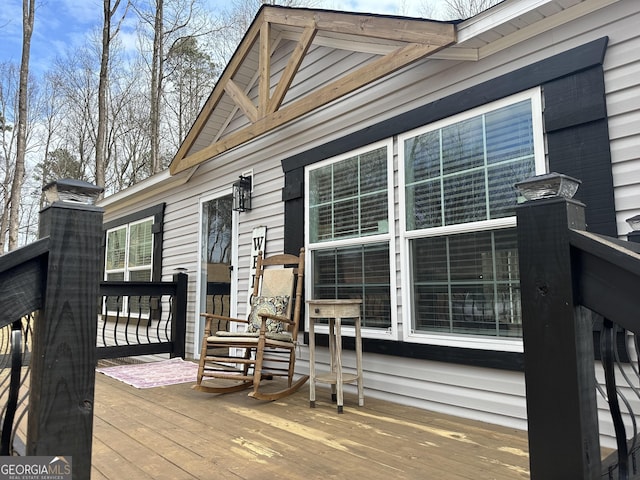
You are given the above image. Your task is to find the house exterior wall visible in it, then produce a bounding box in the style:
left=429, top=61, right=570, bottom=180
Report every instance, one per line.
left=101, top=0, right=640, bottom=448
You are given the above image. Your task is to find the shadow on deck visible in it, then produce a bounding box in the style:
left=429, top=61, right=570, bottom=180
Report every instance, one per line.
left=91, top=371, right=530, bottom=480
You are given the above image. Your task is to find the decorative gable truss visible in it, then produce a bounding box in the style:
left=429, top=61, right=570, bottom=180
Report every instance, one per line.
left=169, top=7, right=456, bottom=174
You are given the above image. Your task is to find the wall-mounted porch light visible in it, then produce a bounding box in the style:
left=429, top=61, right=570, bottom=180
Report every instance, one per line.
left=232, top=175, right=252, bottom=212
left=515, top=172, right=581, bottom=202
left=42, top=178, right=103, bottom=208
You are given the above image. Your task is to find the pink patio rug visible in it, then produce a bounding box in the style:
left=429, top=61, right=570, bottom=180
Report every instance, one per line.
left=96, top=358, right=199, bottom=389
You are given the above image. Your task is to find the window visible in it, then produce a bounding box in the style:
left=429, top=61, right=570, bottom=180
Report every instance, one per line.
left=304, top=91, right=542, bottom=346
left=410, top=229, right=521, bottom=337
left=105, top=218, right=154, bottom=314
left=306, top=141, right=395, bottom=335
left=105, top=217, right=154, bottom=283
left=103, top=204, right=164, bottom=315
left=400, top=89, right=545, bottom=346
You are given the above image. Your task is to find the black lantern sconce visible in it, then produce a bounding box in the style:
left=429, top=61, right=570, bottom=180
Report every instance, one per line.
left=232, top=175, right=252, bottom=212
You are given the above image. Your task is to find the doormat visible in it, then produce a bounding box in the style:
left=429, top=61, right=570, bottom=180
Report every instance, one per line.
left=96, top=357, right=198, bottom=389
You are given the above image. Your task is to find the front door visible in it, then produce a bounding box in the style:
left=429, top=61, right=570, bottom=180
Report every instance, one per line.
left=196, top=193, right=235, bottom=354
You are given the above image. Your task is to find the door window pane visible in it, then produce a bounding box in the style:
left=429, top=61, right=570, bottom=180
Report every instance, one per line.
left=200, top=195, right=233, bottom=318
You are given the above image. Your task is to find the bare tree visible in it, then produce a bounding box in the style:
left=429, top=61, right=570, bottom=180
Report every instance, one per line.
left=415, top=1, right=442, bottom=19
left=164, top=36, right=217, bottom=151
left=107, top=64, right=153, bottom=192
left=0, top=70, right=16, bottom=253
left=133, top=0, right=208, bottom=173
left=17, top=174, right=39, bottom=244
left=8, top=0, right=35, bottom=251
left=442, top=0, right=501, bottom=19
left=50, top=48, right=99, bottom=181
left=211, top=0, right=319, bottom=65
left=3, top=0, right=356, bottom=209
left=96, top=0, right=130, bottom=193
left=149, top=0, right=164, bottom=174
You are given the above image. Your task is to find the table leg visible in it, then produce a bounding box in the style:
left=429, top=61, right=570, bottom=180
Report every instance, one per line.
left=329, top=318, right=336, bottom=402
left=335, top=316, right=343, bottom=414
left=309, top=316, right=316, bottom=408
left=355, top=314, right=364, bottom=407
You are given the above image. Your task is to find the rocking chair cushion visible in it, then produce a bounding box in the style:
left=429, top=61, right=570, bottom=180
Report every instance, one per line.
left=210, top=330, right=294, bottom=343
left=246, top=295, right=290, bottom=333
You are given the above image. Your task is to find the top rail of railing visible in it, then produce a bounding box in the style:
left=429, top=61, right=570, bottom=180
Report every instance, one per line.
left=0, top=238, right=50, bottom=330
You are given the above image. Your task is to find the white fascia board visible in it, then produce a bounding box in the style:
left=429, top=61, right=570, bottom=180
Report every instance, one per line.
left=457, top=0, right=560, bottom=43
left=430, top=47, right=480, bottom=61
left=98, top=166, right=196, bottom=212
left=477, top=0, right=619, bottom=59
left=449, top=0, right=620, bottom=61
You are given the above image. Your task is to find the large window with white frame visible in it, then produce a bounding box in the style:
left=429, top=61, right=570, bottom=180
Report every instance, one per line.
left=399, top=89, right=545, bottom=345
left=104, top=217, right=154, bottom=313
left=105, top=217, right=154, bottom=282
left=306, top=141, right=395, bottom=335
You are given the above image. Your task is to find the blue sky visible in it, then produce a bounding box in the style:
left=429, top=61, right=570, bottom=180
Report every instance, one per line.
left=0, top=0, right=441, bottom=74
left=0, top=0, right=141, bottom=73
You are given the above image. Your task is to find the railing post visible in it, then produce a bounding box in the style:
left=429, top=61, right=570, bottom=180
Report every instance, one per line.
left=516, top=178, right=601, bottom=479
left=627, top=230, right=640, bottom=244
left=28, top=180, right=104, bottom=479
left=171, top=272, right=187, bottom=359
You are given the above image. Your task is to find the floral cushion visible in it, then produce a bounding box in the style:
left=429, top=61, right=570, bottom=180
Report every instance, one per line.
left=246, top=295, right=290, bottom=333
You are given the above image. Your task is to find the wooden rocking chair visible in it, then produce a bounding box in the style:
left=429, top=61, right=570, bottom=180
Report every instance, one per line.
left=193, top=247, right=309, bottom=400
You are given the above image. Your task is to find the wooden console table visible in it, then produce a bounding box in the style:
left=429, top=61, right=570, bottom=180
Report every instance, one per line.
left=307, top=299, right=364, bottom=413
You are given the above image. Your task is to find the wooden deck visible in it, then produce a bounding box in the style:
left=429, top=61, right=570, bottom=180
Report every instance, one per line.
left=91, top=372, right=530, bottom=479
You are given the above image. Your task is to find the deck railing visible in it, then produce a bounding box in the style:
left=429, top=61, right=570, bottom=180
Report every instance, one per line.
left=0, top=277, right=188, bottom=454
left=0, top=181, right=183, bottom=479
left=516, top=177, right=640, bottom=480
left=98, top=275, right=187, bottom=360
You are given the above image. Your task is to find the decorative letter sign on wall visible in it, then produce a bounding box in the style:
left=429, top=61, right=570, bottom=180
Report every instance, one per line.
left=248, top=226, right=267, bottom=304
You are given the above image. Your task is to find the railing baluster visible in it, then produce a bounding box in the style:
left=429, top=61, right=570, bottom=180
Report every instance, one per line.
left=0, top=322, right=22, bottom=455
left=113, top=298, right=121, bottom=346
left=125, top=299, right=133, bottom=345
left=101, top=296, right=108, bottom=348
left=602, top=318, right=629, bottom=480
left=135, top=296, right=142, bottom=345
left=163, top=297, right=171, bottom=342
left=612, top=325, right=639, bottom=469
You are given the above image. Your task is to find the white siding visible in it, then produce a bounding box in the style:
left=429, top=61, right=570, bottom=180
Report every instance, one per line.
left=603, top=6, right=640, bottom=235
left=102, top=0, right=640, bottom=449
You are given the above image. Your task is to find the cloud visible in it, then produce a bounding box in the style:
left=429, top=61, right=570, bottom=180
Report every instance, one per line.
left=60, top=0, right=102, bottom=25
left=0, top=0, right=23, bottom=62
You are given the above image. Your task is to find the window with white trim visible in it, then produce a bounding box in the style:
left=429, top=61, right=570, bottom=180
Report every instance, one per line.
left=104, top=217, right=154, bottom=313
left=400, top=89, right=545, bottom=342
left=306, top=141, right=394, bottom=333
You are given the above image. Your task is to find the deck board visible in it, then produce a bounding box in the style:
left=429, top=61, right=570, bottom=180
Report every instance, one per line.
left=91, top=372, right=529, bottom=479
